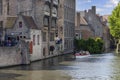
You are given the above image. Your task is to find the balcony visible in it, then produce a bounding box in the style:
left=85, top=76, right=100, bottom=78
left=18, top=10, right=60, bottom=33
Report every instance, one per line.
left=52, top=13, right=57, bottom=17
left=44, top=11, right=50, bottom=16
left=52, top=7, right=57, bottom=17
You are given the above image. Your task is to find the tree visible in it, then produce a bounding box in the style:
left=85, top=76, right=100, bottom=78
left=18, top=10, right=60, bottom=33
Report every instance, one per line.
left=108, top=3, right=120, bottom=39
left=74, top=38, right=104, bottom=54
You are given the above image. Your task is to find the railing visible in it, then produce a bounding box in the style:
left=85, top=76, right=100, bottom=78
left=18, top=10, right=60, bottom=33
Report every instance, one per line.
left=0, top=40, right=18, bottom=47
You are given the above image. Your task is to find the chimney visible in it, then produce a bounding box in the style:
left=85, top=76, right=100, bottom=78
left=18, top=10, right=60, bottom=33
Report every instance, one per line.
left=77, top=12, right=80, bottom=27
left=92, top=6, right=96, bottom=14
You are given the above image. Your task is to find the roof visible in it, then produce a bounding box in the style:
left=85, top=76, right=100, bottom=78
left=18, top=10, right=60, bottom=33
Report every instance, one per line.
left=80, top=16, right=88, bottom=26
left=5, top=17, right=17, bottom=29
left=22, top=16, right=38, bottom=29
left=102, top=15, right=110, bottom=21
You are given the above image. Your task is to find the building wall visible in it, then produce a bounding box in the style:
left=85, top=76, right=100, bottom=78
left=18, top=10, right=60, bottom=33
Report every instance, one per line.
left=103, top=27, right=110, bottom=52
left=0, top=46, right=21, bottom=67
left=75, top=12, right=94, bottom=40
left=80, top=25, right=94, bottom=39
left=32, top=0, right=44, bottom=29
left=0, top=0, right=17, bottom=27
left=85, top=7, right=103, bottom=38
left=0, top=0, right=17, bottom=41
left=18, top=0, right=33, bottom=15
left=59, top=0, right=75, bottom=54
left=8, top=0, right=18, bottom=16
left=30, top=29, right=42, bottom=61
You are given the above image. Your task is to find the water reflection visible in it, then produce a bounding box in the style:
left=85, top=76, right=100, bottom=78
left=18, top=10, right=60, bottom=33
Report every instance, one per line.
left=1, top=53, right=120, bottom=80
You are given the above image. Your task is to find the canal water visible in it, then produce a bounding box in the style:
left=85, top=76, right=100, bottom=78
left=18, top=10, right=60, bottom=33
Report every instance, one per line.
left=0, top=53, right=120, bottom=80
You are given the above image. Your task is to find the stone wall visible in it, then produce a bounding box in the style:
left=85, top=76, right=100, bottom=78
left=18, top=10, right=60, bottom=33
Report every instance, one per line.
left=0, top=40, right=30, bottom=67
left=85, top=7, right=103, bottom=38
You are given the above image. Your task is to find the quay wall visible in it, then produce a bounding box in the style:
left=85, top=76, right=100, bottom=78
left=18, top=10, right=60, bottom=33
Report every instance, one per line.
left=0, top=41, right=30, bottom=67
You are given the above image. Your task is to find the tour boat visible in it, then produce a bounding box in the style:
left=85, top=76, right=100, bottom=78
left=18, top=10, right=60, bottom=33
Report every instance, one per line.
left=75, top=51, right=90, bottom=58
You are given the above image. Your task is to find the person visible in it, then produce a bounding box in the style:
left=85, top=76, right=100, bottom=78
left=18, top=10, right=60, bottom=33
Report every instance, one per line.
left=50, top=45, right=55, bottom=54
left=55, top=35, right=60, bottom=44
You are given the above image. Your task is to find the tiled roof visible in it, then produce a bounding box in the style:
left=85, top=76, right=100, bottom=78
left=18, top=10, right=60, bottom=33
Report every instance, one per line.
left=22, top=16, right=38, bottom=29
left=5, top=17, right=17, bottom=29
left=80, top=16, right=88, bottom=25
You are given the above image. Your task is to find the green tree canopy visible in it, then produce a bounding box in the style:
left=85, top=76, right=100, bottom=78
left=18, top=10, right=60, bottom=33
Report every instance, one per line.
left=109, top=3, right=120, bottom=39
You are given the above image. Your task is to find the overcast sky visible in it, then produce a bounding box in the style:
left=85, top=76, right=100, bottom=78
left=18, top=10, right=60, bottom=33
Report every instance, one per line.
left=76, top=0, right=120, bottom=15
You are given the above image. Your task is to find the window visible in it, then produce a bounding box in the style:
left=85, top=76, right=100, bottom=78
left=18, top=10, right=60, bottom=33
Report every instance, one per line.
left=17, top=36, right=19, bottom=41
left=50, top=33, right=54, bottom=41
left=7, top=0, right=9, bottom=15
left=42, top=32, right=46, bottom=42
left=0, top=0, right=2, bottom=15
left=52, top=19, right=56, bottom=27
left=19, top=21, right=22, bottom=28
left=37, top=35, right=40, bottom=45
left=44, top=5, right=50, bottom=13
left=43, top=48, right=46, bottom=56
left=33, top=35, right=35, bottom=45
left=0, top=21, right=3, bottom=28
left=76, top=33, right=78, bottom=37
left=44, top=17, right=49, bottom=26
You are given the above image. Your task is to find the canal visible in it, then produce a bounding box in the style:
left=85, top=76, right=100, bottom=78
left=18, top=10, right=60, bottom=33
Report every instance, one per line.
left=0, top=53, right=120, bottom=80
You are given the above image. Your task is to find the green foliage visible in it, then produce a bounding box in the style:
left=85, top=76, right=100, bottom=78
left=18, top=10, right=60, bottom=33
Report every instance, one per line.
left=108, top=3, right=120, bottom=39
left=74, top=38, right=104, bottom=54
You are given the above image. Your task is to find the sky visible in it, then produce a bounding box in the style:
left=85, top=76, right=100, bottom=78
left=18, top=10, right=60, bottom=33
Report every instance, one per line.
left=76, top=0, right=120, bottom=15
